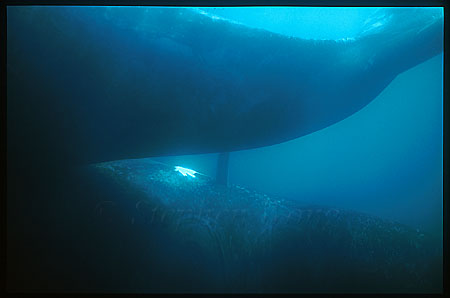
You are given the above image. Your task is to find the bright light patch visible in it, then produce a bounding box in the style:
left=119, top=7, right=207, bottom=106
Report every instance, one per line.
left=174, top=166, right=198, bottom=178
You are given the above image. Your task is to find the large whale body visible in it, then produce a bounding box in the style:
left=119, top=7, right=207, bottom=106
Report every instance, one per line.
left=7, top=7, right=443, bottom=166
left=6, top=7, right=443, bottom=292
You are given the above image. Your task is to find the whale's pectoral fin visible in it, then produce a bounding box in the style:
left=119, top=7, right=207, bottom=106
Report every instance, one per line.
left=216, top=152, right=230, bottom=186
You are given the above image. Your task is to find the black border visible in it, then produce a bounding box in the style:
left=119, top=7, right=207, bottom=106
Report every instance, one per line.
left=2, top=0, right=447, bottom=297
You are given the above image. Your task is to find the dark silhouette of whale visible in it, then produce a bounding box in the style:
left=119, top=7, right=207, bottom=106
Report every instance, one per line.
left=7, top=7, right=443, bottom=167
left=50, top=159, right=443, bottom=292
left=6, top=7, right=443, bottom=292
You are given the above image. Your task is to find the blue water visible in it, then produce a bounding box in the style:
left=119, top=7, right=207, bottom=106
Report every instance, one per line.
left=7, top=6, right=443, bottom=293
left=197, top=7, right=377, bottom=39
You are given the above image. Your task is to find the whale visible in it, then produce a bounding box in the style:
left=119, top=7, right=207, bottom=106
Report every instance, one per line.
left=7, top=7, right=443, bottom=168
left=10, top=158, right=441, bottom=292
left=6, top=7, right=443, bottom=292
left=89, top=159, right=441, bottom=292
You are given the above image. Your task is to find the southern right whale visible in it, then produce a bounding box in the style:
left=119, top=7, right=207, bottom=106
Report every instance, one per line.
left=6, top=7, right=443, bottom=292
left=7, top=7, right=443, bottom=168
left=69, top=159, right=443, bottom=292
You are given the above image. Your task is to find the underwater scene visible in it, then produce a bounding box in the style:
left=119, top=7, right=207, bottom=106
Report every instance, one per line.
left=7, top=6, right=443, bottom=293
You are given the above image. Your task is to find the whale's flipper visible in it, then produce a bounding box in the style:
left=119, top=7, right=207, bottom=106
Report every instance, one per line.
left=216, top=152, right=230, bottom=186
